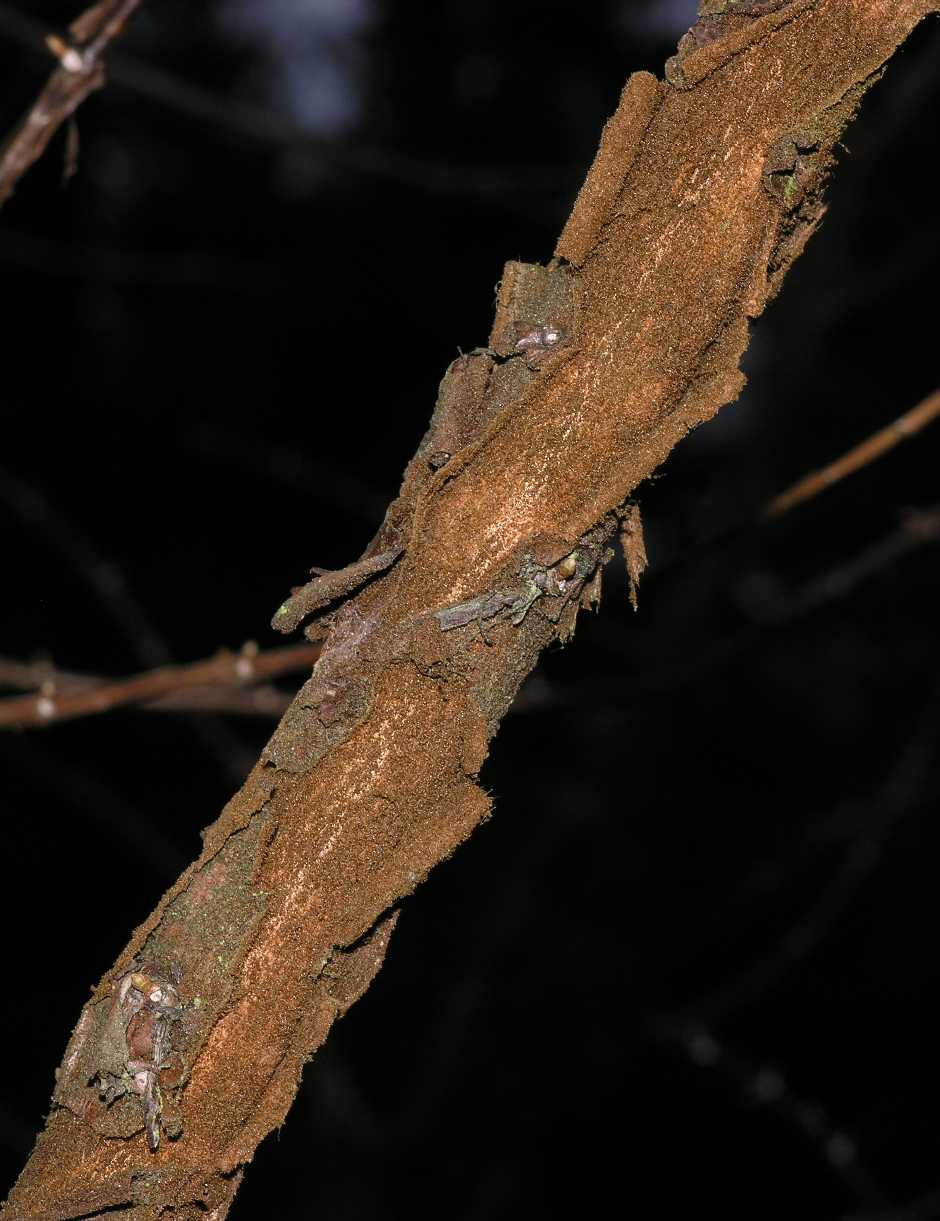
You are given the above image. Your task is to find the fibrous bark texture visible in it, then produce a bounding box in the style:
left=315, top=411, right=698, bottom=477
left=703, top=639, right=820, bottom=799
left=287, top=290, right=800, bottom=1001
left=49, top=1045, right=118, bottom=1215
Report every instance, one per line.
left=4, top=2, right=937, bottom=1217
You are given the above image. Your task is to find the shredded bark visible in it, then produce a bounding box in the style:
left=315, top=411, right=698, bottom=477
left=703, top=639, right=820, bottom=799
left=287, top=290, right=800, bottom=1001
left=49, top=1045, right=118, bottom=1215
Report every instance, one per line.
left=620, top=505, right=648, bottom=612
left=4, top=2, right=938, bottom=1217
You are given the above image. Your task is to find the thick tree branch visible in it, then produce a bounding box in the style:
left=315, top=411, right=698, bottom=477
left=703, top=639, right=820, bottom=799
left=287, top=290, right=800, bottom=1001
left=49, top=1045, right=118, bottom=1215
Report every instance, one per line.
left=4, top=2, right=937, bottom=1217
left=4, top=376, right=932, bottom=733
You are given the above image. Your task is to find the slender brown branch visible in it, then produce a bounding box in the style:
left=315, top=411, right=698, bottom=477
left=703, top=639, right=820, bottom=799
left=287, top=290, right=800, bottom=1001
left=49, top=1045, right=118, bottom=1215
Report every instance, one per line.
left=0, top=642, right=319, bottom=729
left=787, top=502, right=940, bottom=613
left=0, top=1, right=559, bottom=200
left=763, top=387, right=940, bottom=519
left=0, top=465, right=258, bottom=781
left=0, top=0, right=141, bottom=207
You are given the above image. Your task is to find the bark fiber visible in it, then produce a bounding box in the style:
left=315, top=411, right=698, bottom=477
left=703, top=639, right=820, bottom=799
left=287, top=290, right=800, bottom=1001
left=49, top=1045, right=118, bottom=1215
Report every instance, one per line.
left=5, top=2, right=936, bottom=1216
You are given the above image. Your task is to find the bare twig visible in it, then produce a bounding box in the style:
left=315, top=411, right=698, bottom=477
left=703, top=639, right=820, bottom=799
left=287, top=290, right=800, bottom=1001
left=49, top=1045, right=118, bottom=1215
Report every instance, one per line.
left=788, top=502, right=940, bottom=613
left=0, top=0, right=141, bottom=206
left=656, top=1022, right=887, bottom=1210
left=0, top=641, right=320, bottom=729
left=0, top=1, right=561, bottom=201
left=0, top=465, right=174, bottom=668
left=763, top=387, right=940, bottom=519
left=0, top=465, right=261, bottom=778
left=0, top=654, right=295, bottom=717
left=630, top=385, right=940, bottom=601
left=0, top=732, right=185, bottom=875
left=679, top=678, right=940, bottom=1025
left=624, top=503, right=940, bottom=694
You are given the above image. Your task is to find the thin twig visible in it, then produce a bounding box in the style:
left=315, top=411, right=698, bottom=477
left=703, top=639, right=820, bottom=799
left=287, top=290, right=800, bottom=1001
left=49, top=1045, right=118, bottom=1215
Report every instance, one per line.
left=0, top=732, right=185, bottom=875
left=0, top=465, right=260, bottom=778
left=654, top=1022, right=887, bottom=1210
left=0, top=0, right=141, bottom=206
left=763, top=387, right=940, bottom=519
left=678, top=678, right=940, bottom=1025
left=0, top=1, right=561, bottom=201
left=0, top=465, right=176, bottom=668
left=0, top=655, right=294, bottom=717
left=0, top=641, right=320, bottom=729
left=787, top=503, right=940, bottom=613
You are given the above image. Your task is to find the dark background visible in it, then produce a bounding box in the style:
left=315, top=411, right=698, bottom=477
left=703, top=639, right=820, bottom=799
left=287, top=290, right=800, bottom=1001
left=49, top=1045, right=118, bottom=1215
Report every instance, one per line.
left=2, top=2, right=940, bottom=1218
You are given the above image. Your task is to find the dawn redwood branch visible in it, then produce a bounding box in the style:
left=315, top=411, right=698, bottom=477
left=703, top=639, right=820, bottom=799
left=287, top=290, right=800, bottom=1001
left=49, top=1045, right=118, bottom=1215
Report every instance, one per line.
left=0, top=0, right=140, bottom=208
left=4, top=3, right=937, bottom=1217
left=0, top=642, right=320, bottom=729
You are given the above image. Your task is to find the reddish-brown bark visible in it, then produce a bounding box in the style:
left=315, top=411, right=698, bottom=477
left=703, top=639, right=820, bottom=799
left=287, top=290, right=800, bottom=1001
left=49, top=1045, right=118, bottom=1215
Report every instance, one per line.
left=4, top=2, right=937, bottom=1217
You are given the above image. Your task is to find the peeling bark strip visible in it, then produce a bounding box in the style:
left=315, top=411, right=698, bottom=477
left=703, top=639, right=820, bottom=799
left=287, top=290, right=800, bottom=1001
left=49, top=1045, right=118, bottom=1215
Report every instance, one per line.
left=271, top=546, right=404, bottom=635
left=620, top=506, right=648, bottom=612
left=4, top=3, right=937, bottom=1217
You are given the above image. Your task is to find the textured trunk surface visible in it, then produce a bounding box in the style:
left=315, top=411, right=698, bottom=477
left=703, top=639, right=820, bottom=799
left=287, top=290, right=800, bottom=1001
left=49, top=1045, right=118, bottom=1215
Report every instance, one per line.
left=4, top=3, right=936, bottom=1217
